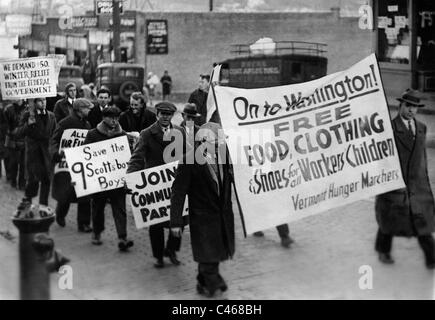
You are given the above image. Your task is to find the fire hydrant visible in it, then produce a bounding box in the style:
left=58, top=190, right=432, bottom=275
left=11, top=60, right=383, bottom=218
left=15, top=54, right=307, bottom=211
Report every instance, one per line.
left=12, top=204, right=70, bottom=300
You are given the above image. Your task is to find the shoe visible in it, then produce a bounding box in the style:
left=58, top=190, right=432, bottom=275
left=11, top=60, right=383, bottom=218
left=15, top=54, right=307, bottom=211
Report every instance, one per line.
left=280, top=236, right=295, bottom=248
left=426, top=262, right=435, bottom=270
left=154, top=259, right=165, bottom=269
left=118, top=238, right=134, bottom=252
left=378, top=252, right=394, bottom=264
left=78, top=225, right=93, bottom=233
left=253, top=231, right=264, bottom=237
left=92, top=233, right=103, bottom=246
left=164, top=249, right=181, bottom=266
left=56, top=215, right=66, bottom=228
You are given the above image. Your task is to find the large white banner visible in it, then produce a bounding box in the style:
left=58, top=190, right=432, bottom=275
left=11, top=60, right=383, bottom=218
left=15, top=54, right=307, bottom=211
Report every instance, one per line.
left=215, top=54, right=406, bottom=234
left=54, top=129, right=88, bottom=174
left=0, top=56, right=58, bottom=100
left=64, top=136, right=131, bottom=198
left=126, top=162, right=189, bottom=229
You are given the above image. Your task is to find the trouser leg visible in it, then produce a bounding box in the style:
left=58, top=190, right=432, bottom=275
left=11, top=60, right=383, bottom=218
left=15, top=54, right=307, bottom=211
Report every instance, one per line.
left=17, top=149, right=25, bottom=188
left=149, top=225, right=165, bottom=260
left=198, top=262, right=223, bottom=293
left=109, top=191, right=127, bottom=239
left=375, top=228, right=393, bottom=253
left=38, top=176, right=50, bottom=206
left=276, top=224, right=290, bottom=238
left=25, top=175, right=39, bottom=201
left=56, top=199, right=71, bottom=220
left=8, top=148, right=18, bottom=185
left=77, top=197, right=92, bottom=226
left=92, top=195, right=106, bottom=235
left=417, top=234, right=435, bottom=265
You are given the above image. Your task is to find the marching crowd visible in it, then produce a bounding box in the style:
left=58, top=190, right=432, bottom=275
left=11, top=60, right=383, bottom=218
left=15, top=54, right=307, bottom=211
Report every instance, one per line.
left=0, top=68, right=434, bottom=298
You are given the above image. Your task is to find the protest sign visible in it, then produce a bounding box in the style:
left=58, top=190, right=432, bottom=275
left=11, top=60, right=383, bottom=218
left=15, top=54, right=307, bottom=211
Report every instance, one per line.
left=64, top=136, right=131, bottom=198
left=0, top=56, right=58, bottom=99
left=54, top=129, right=88, bottom=174
left=126, top=162, right=189, bottom=229
left=215, top=54, right=406, bottom=234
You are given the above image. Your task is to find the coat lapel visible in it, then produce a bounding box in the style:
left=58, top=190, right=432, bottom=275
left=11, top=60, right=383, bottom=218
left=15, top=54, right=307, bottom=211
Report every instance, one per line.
left=393, top=117, right=414, bottom=152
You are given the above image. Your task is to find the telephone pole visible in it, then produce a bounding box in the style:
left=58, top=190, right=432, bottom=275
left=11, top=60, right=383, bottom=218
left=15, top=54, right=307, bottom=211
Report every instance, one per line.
left=112, top=0, right=121, bottom=62
left=209, top=0, right=213, bottom=12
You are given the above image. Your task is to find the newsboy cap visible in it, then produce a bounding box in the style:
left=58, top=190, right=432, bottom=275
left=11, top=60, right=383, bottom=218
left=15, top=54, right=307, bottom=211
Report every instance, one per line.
left=73, top=98, right=93, bottom=111
left=397, top=89, right=425, bottom=107
left=102, top=106, right=121, bottom=117
left=155, top=102, right=177, bottom=113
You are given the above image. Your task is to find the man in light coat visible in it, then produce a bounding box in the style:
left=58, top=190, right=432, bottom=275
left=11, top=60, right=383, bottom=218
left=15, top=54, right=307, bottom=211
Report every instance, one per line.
left=375, top=89, right=435, bottom=269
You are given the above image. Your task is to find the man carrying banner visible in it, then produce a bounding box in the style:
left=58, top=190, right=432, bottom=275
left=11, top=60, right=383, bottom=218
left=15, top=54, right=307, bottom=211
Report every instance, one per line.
left=127, top=102, right=184, bottom=269
left=84, top=106, right=134, bottom=252
left=3, top=99, right=27, bottom=189
left=15, top=98, right=57, bottom=211
left=51, top=98, right=93, bottom=233
left=53, top=83, right=77, bottom=123
left=375, top=89, right=435, bottom=269
left=170, top=122, right=235, bottom=298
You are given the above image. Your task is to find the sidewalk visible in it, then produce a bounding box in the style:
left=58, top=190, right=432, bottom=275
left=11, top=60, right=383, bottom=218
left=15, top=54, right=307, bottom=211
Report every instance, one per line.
left=1, top=149, right=435, bottom=300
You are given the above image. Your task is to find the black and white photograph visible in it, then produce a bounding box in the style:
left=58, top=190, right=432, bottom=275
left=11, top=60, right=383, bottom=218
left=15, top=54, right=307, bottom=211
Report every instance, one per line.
left=0, top=0, right=434, bottom=305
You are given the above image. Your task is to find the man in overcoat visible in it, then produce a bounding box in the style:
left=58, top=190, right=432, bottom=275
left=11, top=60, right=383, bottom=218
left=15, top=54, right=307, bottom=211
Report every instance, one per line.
left=170, top=122, right=235, bottom=298
left=51, top=98, right=93, bottom=233
left=84, top=106, right=134, bottom=252
left=16, top=98, right=57, bottom=211
left=375, top=89, right=435, bottom=269
left=53, top=83, right=77, bottom=123
left=127, top=102, right=184, bottom=268
left=119, top=92, right=156, bottom=133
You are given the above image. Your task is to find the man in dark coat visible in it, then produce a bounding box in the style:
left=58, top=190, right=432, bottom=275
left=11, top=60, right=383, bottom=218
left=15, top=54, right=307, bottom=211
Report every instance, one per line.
left=170, top=122, right=235, bottom=298
left=84, top=106, right=134, bottom=252
left=160, top=70, right=172, bottom=101
left=127, top=102, right=184, bottom=268
left=51, top=98, right=93, bottom=233
left=88, top=88, right=112, bottom=129
left=3, top=99, right=26, bottom=189
left=180, top=103, right=201, bottom=154
left=119, top=92, right=156, bottom=133
left=188, top=74, right=210, bottom=126
left=375, top=89, right=435, bottom=269
left=15, top=98, right=57, bottom=211
left=53, top=83, right=77, bottom=123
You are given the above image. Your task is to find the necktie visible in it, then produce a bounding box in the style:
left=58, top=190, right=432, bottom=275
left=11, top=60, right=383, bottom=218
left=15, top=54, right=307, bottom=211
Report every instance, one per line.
left=408, top=120, right=415, bottom=137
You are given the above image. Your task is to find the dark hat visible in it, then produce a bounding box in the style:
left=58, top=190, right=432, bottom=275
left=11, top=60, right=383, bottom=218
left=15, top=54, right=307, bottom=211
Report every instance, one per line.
left=102, top=106, right=121, bottom=117
left=182, top=103, right=201, bottom=118
left=155, top=102, right=177, bottom=114
left=397, top=89, right=425, bottom=107
left=73, top=98, right=93, bottom=111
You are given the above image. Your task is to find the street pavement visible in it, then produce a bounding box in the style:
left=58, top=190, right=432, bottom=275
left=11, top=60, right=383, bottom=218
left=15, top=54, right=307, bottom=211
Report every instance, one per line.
left=1, top=105, right=435, bottom=300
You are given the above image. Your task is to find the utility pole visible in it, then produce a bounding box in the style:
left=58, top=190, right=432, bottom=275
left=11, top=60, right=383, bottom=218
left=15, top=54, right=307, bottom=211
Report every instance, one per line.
left=112, top=0, right=121, bottom=62
left=209, top=0, right=213, bottom=12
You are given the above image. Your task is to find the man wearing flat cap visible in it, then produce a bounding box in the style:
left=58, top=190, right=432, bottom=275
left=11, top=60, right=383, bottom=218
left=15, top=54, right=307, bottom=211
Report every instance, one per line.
left=84, top=105, right=134, bottom=252
left=51, top=98, right=93, bottom=233
left=375, top=89, right=435, bottom=269
left=127, top=101, right=185, bottom=269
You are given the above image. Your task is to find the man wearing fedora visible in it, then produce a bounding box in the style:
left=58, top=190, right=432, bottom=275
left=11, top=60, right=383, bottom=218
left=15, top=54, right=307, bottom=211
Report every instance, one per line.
left=127, top=102, right=185, bottom=268
left=180, top=103, right=201, bottom=153
left=375, top=89, right=435, bottom=269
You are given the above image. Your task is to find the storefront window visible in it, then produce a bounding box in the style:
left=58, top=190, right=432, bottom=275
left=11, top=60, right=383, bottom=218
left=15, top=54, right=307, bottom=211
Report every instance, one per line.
left=377, top=0, right=410, bottom=64
left=417, top=0, right=435, bottom=68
